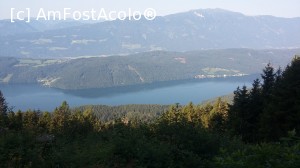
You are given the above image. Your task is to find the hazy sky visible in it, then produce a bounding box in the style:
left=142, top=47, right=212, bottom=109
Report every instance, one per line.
left=1, top=0, right=300, bottom=19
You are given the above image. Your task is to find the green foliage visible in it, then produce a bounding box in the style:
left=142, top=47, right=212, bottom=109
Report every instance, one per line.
left=227, top=56, right=300, bottom=142
left=209, top=98, right=228, bottom=133
left=76, top=104, right=169, bottom=123
left=0, top=49, right=298, bottom=89
left=260, top=56, right=300, bottom=141
left=0, top=56, right=299, bottom=167
left=261, top=63, right=276, bottom=98
left=0, top=90, right=9, bottom=128
left=214, top=142, right=300, bottom=168
left=51, top=101, right=71, bottom=134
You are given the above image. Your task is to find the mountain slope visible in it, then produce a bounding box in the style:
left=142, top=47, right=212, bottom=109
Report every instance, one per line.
left=0, top=9, right=299, bottom=58
left=1, top=48, right=299, bottom=89
left=0, top=19, right=95, bottom=36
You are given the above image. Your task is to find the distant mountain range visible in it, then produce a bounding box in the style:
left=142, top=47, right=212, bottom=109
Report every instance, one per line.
left=1, top=49, right=299, bottom=89
left=0, top=9, right=299, bottom=58
left=0, top=19, right=100, bottom=36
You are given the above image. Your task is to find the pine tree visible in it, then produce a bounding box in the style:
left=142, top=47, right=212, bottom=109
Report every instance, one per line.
left=23, top=110, right=40, bottom=131
left=227, top=85, right=250, bottom=140
left=245, top=79, right=263, bottom=142
left=0, top=90, right=8, bottom=128
left=51, top=101, right=71, bottom=134
left=38, top=112, right=51, bottom=132
left=260, top=56, right=300, bottom=141
left=182, top=102, right=195, bottom=122
left=15, top=110, right=23, bottom=131
left=209, top=98, right=228, bottom=133
left=261, top=63, right=276, bottom=98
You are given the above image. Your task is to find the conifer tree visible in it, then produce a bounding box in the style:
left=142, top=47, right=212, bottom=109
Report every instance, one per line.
left=38, top=112, right=51, bottom=132
left=0, top=90, right=8, bottom=128
left=51, top=101, right=71, bottom=134
left=182, top=102, right=195, bottom=122
left=23, top=110, right=40, bottom=131
left=209, top=98, right=228, bottom=133
left=245, top=79, right=263, bottom=142
left=227, top=86, right=250, bottom=140
left=261, top=63, right=276, bottom=98
left=260, top=56, right=300, bottom=141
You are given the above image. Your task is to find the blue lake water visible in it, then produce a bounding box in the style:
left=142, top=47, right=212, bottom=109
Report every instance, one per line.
left=0, top=76, right=256, bottom=111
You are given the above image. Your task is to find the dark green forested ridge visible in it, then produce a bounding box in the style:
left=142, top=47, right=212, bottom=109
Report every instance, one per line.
left=0, top=56, right=300, bottom=167
left=1, top=48, right=299, bottom=89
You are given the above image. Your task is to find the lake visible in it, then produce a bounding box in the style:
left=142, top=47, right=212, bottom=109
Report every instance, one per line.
left=0, top=75, right=256, bottom=111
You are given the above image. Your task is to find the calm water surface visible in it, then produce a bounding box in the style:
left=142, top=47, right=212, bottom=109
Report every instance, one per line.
left=0, top=76, right=256, bottom=111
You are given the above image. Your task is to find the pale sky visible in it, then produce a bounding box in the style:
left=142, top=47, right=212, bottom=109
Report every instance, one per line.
left=1, top=0, right=300, bottom=19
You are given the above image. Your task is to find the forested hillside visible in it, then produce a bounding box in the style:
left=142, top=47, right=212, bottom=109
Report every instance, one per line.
left=1, top=48, right=298, bottom=89
left=1, top=9, right=300, bottom=58
left=0, top=56, right=299, bottom=167
left=75, top=104, right=169, bottom=123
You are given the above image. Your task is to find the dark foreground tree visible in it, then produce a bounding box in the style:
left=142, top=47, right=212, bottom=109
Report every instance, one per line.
left=0, top=90, right=8, bottom=129
left=260, top=56, right=300, bottom=141
left=227, top=86, right=250, bottom=141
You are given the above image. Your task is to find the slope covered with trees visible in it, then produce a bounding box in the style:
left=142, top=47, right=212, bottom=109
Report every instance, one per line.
left=1, top=48, right=298, bottom=89
left=0, top=56, right=299, bottom=167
